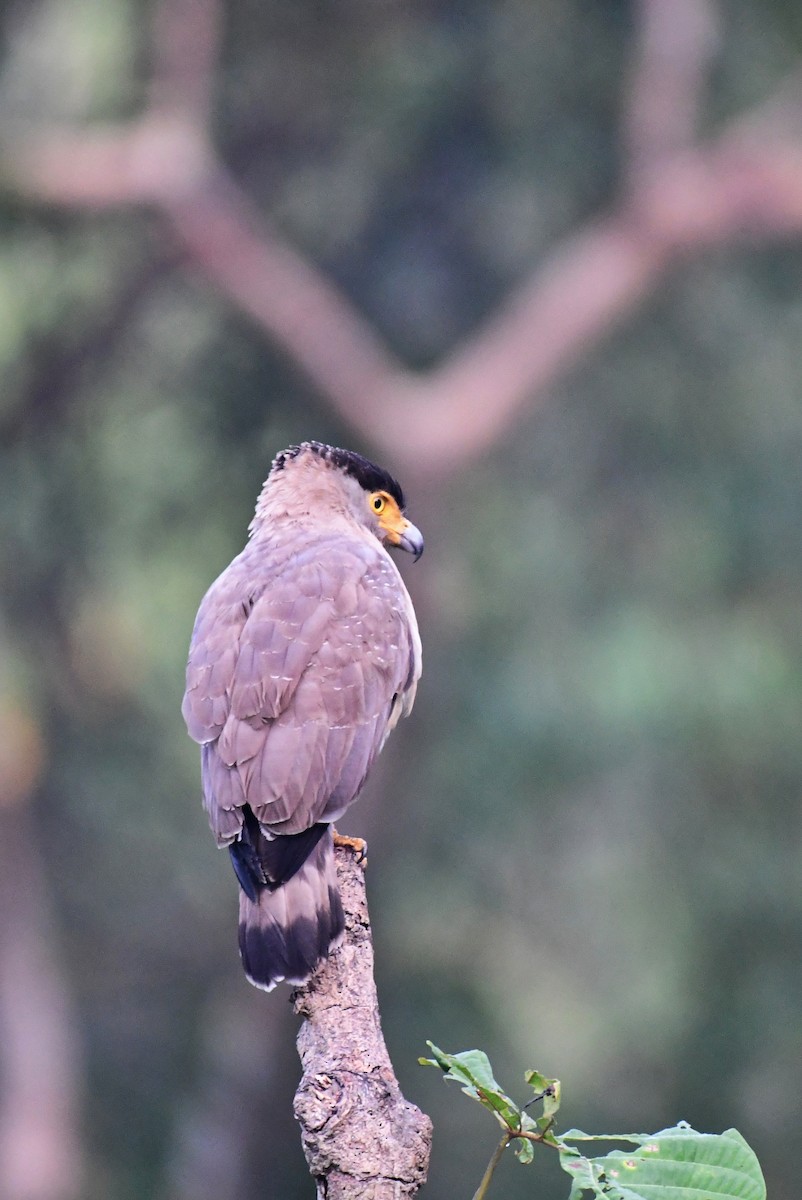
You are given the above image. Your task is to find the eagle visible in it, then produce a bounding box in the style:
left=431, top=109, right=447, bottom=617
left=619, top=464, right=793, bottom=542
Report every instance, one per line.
left=182, top=442, right=422, bottom=990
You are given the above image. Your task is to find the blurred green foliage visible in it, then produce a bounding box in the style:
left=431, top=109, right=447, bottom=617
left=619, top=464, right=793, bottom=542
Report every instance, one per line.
left=2, top=2, right=802, bottom=1199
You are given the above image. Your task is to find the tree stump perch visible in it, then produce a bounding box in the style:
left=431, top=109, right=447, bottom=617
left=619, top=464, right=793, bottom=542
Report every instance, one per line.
left=292, top=847, right=432, bottom=1198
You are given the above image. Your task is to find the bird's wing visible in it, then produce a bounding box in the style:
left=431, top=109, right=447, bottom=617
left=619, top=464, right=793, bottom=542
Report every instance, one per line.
left=182, top=534, right=419, bottom=843
left=182, top=553, right=254, bottom=748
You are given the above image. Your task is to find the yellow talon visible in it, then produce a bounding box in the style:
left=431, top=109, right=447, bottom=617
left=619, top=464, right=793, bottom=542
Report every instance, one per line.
left=332, top=831, right=368, bottom=865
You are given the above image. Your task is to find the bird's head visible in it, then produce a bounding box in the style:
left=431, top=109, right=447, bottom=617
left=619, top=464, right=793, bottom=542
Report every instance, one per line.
left=252, top=442, right=424, bottom=559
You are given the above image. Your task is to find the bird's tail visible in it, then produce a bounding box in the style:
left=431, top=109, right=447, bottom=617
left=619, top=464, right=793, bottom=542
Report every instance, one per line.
left=237, top=827, right=344, bottom=990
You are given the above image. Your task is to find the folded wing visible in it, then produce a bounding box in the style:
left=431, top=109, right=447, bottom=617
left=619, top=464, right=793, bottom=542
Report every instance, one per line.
left=182, top=534, right=420, bottom=843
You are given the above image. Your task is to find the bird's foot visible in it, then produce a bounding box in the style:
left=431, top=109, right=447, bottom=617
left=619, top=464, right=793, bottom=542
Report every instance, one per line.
left=332, top=830, right=368, bottom=865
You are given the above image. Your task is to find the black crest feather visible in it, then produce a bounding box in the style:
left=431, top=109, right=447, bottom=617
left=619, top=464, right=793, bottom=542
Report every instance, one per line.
left=272, top=442, right=406, bottom=509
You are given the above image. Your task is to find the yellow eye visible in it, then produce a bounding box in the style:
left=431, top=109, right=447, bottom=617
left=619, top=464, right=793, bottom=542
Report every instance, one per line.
left=371, top=493, right=386, bottom=514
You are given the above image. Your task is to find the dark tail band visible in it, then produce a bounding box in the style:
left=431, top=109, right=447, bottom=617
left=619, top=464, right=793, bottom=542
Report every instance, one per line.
left=236, top=826, right=344, bottom=990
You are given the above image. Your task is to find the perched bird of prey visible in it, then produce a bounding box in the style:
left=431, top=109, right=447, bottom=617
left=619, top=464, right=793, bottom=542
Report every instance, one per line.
left=182, top=442, right=423, bottom=990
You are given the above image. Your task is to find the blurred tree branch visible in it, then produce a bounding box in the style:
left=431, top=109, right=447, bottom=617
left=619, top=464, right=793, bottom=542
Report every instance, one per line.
left=0, top=719, right=83, bottom=1200
left=2, top=0, right=802, bottom=483
left=623, top=0, right=720, bottom=171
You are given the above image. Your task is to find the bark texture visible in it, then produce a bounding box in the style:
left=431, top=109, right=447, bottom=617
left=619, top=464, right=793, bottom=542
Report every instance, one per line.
left=292, top=847, right=432, bottom=1199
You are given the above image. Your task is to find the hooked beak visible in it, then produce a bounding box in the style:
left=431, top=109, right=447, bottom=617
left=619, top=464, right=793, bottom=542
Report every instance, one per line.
left=396, top=518, right=424, bottom=561
left=378, top=502, right=424, bottom=560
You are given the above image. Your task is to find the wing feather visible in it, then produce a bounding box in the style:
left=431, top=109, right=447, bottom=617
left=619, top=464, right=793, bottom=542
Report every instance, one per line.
left=183, top=531, right=420, bottom=844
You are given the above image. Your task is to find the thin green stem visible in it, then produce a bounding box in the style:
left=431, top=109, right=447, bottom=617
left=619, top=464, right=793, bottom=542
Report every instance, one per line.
left=471, top=1120, right=564, bottom=1200
left=472, top=1132, right=511, bottom=1200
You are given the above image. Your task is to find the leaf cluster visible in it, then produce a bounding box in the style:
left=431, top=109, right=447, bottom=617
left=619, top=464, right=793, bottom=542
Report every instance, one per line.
left=420, top=1043, right=766, bottom=1200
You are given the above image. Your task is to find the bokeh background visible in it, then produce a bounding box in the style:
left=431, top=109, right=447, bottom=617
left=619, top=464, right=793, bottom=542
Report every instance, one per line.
left=2, top=1, right=802, bottom=1198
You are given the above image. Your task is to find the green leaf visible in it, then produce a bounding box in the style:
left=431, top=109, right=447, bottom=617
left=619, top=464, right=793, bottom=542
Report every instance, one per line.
left=521, top=1068, right=562, bottom=1147
left=524, top=1069, right=562, bottom=1122
left=560, top=1150, right=605, bottom=1199
left=515, top=1137, right=535, bottom=1164
left=558, top=1124, right=766, bottom=1200
left=420, top=1043, right=523, bottom=1131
